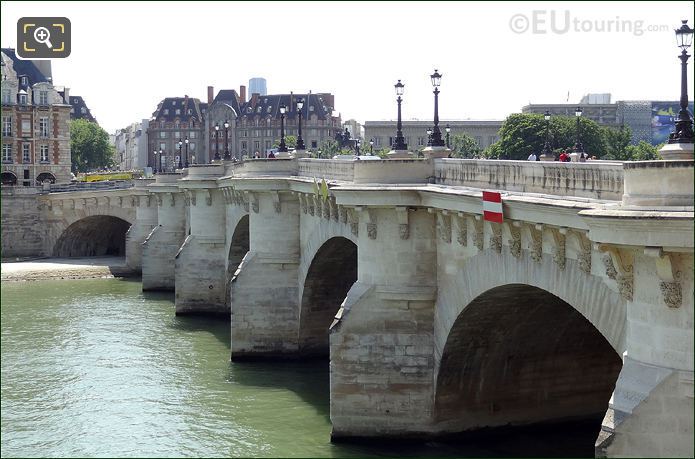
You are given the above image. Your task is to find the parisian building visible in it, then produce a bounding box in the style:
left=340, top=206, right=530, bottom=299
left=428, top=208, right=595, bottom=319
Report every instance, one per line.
left=113, top=119, right=150, bottom=171
left=147, top=86, right=342, bottom=165
left=1, top=48, right=72, bottom=185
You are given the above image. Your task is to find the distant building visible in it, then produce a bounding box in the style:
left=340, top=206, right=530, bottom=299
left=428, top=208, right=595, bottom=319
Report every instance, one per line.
left=1, top=48, right=72, bottom=185
left=363, top=120, right=502, bottom=151
left=114, top=119, right=150, bottom=171
left=248, top=77, right=267, bottom=96
left=343, top=119, right=363, bottom=141
left=522, top=94, right=693, bottom=145
left=64, top=94, right=97, bottom=124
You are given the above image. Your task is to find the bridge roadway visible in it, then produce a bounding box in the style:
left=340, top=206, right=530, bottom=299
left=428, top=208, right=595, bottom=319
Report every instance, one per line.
left=35, top=158, right=694, bottom=457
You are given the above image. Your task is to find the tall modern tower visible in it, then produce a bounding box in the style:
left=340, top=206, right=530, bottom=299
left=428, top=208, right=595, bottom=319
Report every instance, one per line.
left=248, top=77, right=267, bottom=96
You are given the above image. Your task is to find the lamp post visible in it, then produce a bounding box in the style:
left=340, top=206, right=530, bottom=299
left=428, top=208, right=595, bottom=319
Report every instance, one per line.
left=540, top=110, right=553, bottom=161
left=184, top=136, right=189, bottom=167
left=223, top=120, right=230, bottom=160
left=369, top=138, right=374, bottom=154
left=153, top=149, right=158, bottom=174
left=669, top=20, right=694, bottom=144
left=214, top=123, right=220, bottom=160
left=296, top=98, right=306, bottom=150
left=426, top=127, right=433, bottom=145
left=177, top=139, right=183, bottom=169
left=356, top=138, right=361, bottom=155
left=445, top=123, right=451, bottom=149
left=278, top=105, right=288, bottom=152
left=159, top=148, right=165, bottom=171
left=428, top=69, right=445, bottom=147
left=393, top=79, right=408, bottom=150
left=574, top=107, right=584, bottom=154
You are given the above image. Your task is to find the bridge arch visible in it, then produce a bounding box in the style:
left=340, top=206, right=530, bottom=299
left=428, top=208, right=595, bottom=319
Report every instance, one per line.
left=1, top=171, right=17, bottom=186
left=53, top=215, right=131, bottom=257
left=433, top=249, right=626, bottom=437
left=227, top=214, right=250, bottom=279
left=299, top=236, right=358, bottom=357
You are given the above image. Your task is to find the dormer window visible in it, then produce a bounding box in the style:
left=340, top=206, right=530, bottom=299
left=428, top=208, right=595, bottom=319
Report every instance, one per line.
left=256, top=106, right=262, bottom=113
left=247, top=107, right=252, bottom=113
left=21, top=76, right=28, bottom=86
left=309, top=106, right=314, bottom=111
left=81, top=107, right=86, bottom=114
left=175, top=109, right=181, bottom=115
left=187, top=109, right=192, bottom=115
left=19, top=93, right=27, bottom=105
left=172, top=101, right=177, bottom=106
left=38, top=90, right=48, bottom=105
left=266, top=106, right=272, bottom=113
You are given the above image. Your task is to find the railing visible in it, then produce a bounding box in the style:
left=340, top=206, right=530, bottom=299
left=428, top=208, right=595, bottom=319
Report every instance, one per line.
left=297, top=159, right=355, bottom=182
left=46, top=180, right=135, bottom=193
left=434, top=159, right=625, bottom=200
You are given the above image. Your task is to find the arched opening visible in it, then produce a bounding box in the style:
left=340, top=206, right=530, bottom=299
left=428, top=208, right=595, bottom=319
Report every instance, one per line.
left=227, top=215, right=250, bottom=278
left=36, top=172, right=56, bottom=184
left=299, top=237, right=357, bottom=357
left=1, top=171, right=18, bottom=186
left=53, top=215, right=131, bottom=257
left=435, top=284, right=622, bottom=443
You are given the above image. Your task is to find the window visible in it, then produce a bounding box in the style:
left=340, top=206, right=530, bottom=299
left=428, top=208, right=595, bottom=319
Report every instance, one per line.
left=19, top=93, right=27, bottom=105
left=163, top=109, right=169, bottom=115
left=175, top=109, right=181, bottom=115
left=40, top=144, right=49, bottom=162
left=254, top=140, right=260, bottom=151
left=188, top=131, right=196, bottom=139
left=39, top=117, right=49, bottom=137
left=21, top=119, right=31, bottom=135
left=374, top=137, right=381, bottom=147
left=38, top=90, right=48, bottom=105
left=266, top=129, right=273, bottom=136
left=267, top=106, right=272, bottom=113
left=159, top=131, right=167, bottom=138
left=22, top=144, right=30, bottom=163
left=311, top=140, right=317, bottom=149
left=240, top=131, right=247, bottom=137
left=80, top=107, right=86, bottom=114
left=265, top=140, right=271, bottom=150
left=189, top=142, right=196, bottom=151
left=2, top=144, right=12, bottom=162
left=241, top=141, right=247, bottom=150
left=388, top=136, right=393, bottom=146
left=417, top=137, right=425, bottom=146
left=187, top=109, right=192, bottom=115
left=2, top=116, right=11, bottom=136
left=172, top=101, right=177, bottom=105
left=21, top=76, right=28, bottom=86
left=2, top=89, right=12, bottom=104
left=159, top=142, right=166, bottom=151
left=174, top=131, right=180, bottom=139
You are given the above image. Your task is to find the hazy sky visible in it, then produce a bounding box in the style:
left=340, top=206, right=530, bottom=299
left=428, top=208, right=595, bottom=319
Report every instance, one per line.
left=1, top=1, right=692, bottom=133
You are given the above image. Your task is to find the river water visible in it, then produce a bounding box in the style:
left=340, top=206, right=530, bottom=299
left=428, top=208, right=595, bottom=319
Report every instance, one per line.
left=1, top=278, right=599, bottom=457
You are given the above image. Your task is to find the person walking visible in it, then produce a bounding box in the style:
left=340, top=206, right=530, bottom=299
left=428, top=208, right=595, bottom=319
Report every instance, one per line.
left=527, top=153, right=537, bottom=161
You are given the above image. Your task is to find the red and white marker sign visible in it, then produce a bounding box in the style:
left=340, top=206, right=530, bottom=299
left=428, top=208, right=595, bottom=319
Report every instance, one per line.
left=482, top=191, right=503, bottom=223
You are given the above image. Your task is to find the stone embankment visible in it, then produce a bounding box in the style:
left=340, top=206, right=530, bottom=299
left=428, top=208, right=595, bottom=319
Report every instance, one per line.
left=1, top=257, right=136, bottom=282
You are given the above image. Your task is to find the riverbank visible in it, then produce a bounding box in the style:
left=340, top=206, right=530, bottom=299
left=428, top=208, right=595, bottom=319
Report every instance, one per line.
left=0, top=257, right=137, bottom=282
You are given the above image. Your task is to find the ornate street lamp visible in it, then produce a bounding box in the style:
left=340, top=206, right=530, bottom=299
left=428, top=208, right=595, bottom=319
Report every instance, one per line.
left=426, top=126, right=433, bottom=145
left=184, top=136, right=189, bottom=167
left=159, top=148, right=165, bottom=171
left=214, top=123, right=220, bottom=160
left=177, top=139, right=183, bottom=168
left=540, top=110, right=553, bottom=161
left=574, top=107, right=584, bottom=154
left=669, top=20, right=694, bottom=143
left=369, top=138, right=374, bottom=154
left=153, top=149, right=158, bottom=174
left=296, top=98, right=306, bottom=150
left=223, top=120, right=231, bottom=160
left=278, top=105, right=288, bottom=152
left=393, top=79, right=407, bottom=150
left=356, top=138, right=361, bottom=155
left=428, top=69, right=445, bottom=147
left=445, top=123, right=451, bottom=149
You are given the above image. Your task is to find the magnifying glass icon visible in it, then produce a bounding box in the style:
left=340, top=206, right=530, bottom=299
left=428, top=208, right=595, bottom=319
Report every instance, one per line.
left=33, top=27, right=53, bottom=49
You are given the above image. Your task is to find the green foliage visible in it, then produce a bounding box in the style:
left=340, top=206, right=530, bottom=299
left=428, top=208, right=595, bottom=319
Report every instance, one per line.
left=600, top=126, right=633, bottom=160
left=449, top=133, right=482, bottom=158
left=493, top=113, right=605, bottom=160
left=70, top=119, right=115, bottom=172
left=318, top=139, right=340, bottom=157
left=625, top=141, right=662, bottom=161
left=272, top=135, right=297, bottom=150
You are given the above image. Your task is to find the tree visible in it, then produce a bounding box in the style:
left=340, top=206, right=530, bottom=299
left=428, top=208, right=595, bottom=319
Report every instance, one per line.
left=491, top=113, right=606, bottom=160
left=70, top=119, right=115, bottom=172
left=272, top=135, right=297, bottom=151
left=601, top=125, right=632, bottom=160
left=450, top=133, right=482, bottom=158
left=625, top=141, right=661, bottom=161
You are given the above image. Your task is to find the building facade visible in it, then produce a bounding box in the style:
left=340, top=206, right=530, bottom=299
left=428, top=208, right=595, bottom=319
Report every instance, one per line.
left=145, top=96, right=207, bottom=171
left=1, top=48, right=72, bottom=185
left=148, top=87, right=342, bottom=165
left=114, top=119, right=149, bottom=171
left=363, top=120, right=502, bottom=151
left=248, top=77, right=267, bottom=96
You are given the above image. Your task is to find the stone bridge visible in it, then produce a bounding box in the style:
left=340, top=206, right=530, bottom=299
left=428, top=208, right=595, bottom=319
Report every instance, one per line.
left=34, top=158, right=694, bottom=457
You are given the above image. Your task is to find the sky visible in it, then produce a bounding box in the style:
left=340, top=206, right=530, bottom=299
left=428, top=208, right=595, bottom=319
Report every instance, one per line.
left=1, top=1, right=693, bottom=134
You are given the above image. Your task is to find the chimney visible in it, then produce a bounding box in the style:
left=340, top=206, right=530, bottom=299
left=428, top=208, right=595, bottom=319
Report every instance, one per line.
left=207, top=86, right=214, bottom=105
left=63, top=87, right=70, bottom=104
left=251, top=92, right=259, bottom=107
left=239, top=85, right=246, bottom=104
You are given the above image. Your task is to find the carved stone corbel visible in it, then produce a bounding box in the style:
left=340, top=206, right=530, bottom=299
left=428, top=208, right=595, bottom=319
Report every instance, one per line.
left=550, top=227, right=567, bottom=270
left=322, top=198, right=330, bottom=221
left=338, top=205, right=347, bottom=224
left=437, top=211, right=452, bottom=244
left=396, top=207, right=409, bottom=240
left=205, top=189, right=213, bottom=206
left=508, top=221, right=521, bottom=258
left=600, top=245, right=634, bottom=301
left=245, top=192, right=258, bottom=213
left=574, top=231, right=592, bottom=274
left=330, top=197, right=338, bottom=222
left=490, top=222, right=502, bottom=253
left=299, top=194, right=307, bottom=214
left=529, top=224, right=543, bottom=263
left=307, top=195, right=315, bottom=216
left=645, top=248, right=682, bottom=308
left=156, top=194, right=163, bottom=207
left=168, top=193, right=176, bottom=207
left=81, top=198, right=88, bottom=208
left=363, top=208, right=378, bottom=240
left=469, top=215, right=484, bottom=251
left=348, top=208, right=358, bottom=236
left=271, top=192, right=281, bottom=213
left=455, top=213, right=468, bottom=246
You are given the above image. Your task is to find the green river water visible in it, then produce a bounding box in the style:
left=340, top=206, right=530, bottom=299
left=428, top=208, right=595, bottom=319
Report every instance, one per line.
left=1, top=278, right=598, bottom=457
